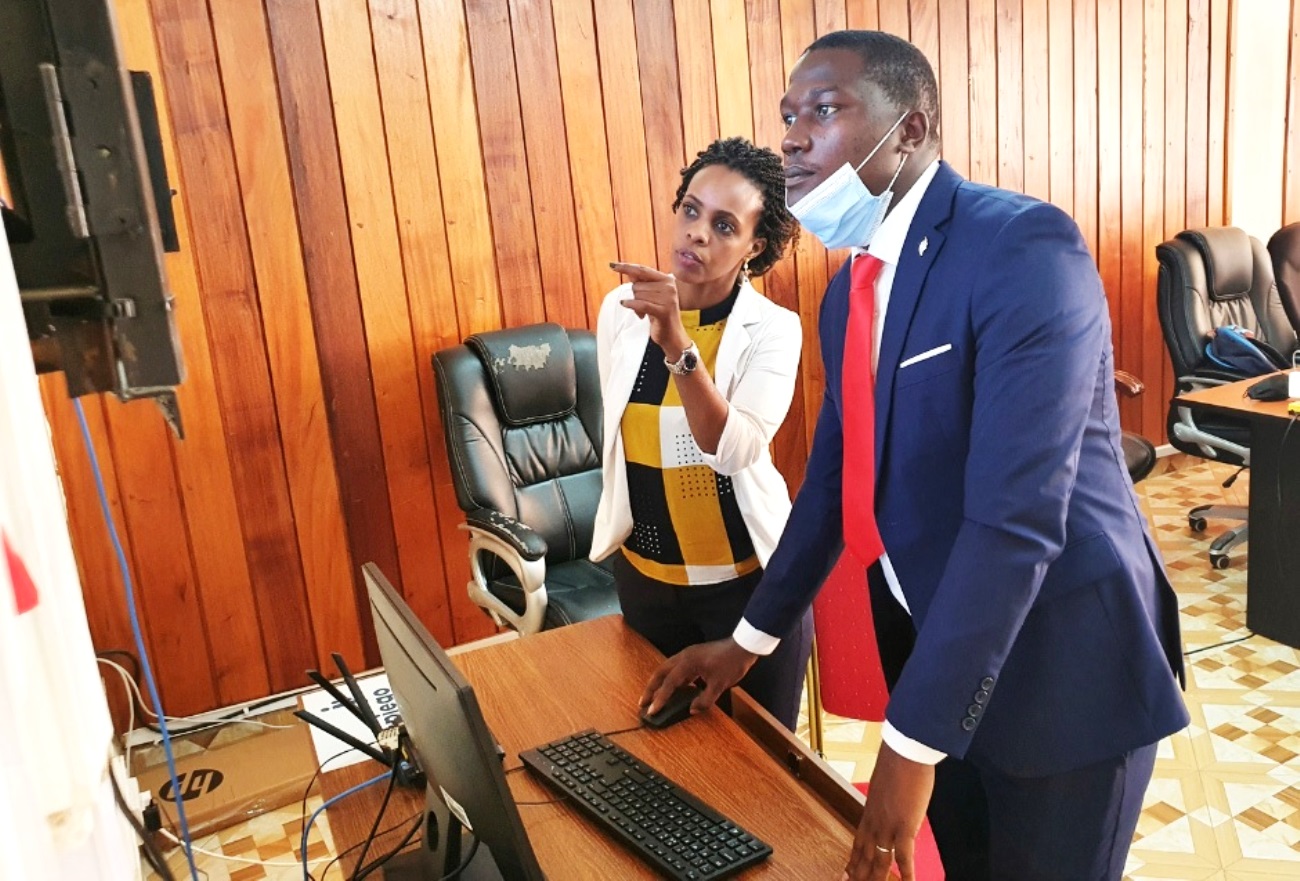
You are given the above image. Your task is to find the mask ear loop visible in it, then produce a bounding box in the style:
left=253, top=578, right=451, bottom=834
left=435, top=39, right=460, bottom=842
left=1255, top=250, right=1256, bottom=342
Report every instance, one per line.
left=852, top=111, right=910, bottom=174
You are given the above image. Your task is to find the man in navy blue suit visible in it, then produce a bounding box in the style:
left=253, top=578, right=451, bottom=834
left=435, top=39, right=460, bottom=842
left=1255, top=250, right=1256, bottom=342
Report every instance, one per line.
left=642, top=30, right=1189, bottom=881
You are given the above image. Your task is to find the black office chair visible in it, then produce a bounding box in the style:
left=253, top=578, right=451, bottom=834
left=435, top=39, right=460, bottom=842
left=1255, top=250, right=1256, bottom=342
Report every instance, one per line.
left=1156, top=227, right=1299, bottom=568
left=433, top=323, right=620, bottom=634
left=1115, top=371, right=1158, bottom=484
left=1268, top=222, right=1300, bottom=337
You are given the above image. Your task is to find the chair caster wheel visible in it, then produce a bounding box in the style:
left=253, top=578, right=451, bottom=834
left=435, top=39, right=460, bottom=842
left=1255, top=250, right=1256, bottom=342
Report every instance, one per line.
left=1189, top=517, right=1208, bottom=532
left=1211, top=554, right=1230, bottom=570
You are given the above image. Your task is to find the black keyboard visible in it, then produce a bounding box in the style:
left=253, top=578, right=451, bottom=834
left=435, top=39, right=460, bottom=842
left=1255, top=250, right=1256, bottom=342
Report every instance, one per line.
left=519, top=729, right=772, bottom=880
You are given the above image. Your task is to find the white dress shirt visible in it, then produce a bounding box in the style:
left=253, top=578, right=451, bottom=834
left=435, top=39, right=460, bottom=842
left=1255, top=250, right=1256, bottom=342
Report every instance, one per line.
left=733, top=159, right=947, bottom=765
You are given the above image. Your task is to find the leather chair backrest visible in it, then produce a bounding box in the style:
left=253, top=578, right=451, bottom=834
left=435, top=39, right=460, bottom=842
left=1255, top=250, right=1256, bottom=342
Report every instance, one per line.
left=1156, top=227, right=1297, bottom=378
left=433, top=323, right=603, bottom=565
left=1268, top=222, right=1300, bottom=339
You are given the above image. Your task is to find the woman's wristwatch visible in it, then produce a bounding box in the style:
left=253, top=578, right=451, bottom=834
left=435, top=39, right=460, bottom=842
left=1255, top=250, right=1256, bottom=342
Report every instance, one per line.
left=664, top=342, right=700, bottom=375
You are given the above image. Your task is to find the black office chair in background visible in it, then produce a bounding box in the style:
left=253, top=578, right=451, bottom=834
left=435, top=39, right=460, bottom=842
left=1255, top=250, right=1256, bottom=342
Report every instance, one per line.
left=1268, top=222, right=1300, bottom=337
left=1155, top=227, right=1299, bottom=568
left=433, top=323, right=619, bottom=634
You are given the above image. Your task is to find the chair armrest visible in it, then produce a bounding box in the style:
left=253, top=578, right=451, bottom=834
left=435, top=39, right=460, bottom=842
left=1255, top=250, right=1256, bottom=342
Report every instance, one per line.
left=1113, top=370, right=1145, bottom=398
left=1177, top=370, right=1245, bottom=391
left=466, top=508, right=548, bottom=561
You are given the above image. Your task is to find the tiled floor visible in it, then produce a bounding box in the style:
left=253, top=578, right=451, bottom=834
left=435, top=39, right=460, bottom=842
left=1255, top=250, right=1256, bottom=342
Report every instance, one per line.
left=145, top=455, right=1300, bottom=879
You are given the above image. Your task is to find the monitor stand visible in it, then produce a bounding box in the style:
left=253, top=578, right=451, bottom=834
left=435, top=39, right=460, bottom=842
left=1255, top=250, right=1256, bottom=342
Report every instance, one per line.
left=377, top=802, right=507, bottom=880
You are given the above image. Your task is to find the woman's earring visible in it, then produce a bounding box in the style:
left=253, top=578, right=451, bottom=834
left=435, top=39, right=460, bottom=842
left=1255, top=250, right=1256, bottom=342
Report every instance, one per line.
left=740, top=259, right=750, bottom=282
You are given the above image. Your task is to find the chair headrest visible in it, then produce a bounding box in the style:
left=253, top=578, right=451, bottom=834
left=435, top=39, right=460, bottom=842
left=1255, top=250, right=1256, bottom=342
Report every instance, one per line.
left=1177, top=227, right=1253, bottom=302
left=466, top=323, right=577, bottom=426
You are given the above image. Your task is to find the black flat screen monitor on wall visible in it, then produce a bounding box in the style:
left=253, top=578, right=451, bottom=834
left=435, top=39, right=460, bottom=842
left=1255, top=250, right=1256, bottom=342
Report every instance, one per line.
left=364, top=562, right=545, bottom=880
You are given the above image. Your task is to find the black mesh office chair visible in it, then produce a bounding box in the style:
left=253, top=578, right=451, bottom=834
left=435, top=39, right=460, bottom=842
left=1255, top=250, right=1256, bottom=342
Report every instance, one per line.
left=1268, top=222, right=1300, bottom=336
left=433, top=323, right=619, bottom=634
left=1156, top=227, right=1299, bottom=568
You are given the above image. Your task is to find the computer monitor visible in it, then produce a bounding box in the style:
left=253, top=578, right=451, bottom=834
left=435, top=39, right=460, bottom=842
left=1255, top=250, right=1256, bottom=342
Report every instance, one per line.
left=364, top=562, right=545, bottom=880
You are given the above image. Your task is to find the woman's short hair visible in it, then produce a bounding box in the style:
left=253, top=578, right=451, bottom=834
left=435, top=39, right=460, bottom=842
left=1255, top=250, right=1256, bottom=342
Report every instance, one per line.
left=673, top=137, right=799, bottom=277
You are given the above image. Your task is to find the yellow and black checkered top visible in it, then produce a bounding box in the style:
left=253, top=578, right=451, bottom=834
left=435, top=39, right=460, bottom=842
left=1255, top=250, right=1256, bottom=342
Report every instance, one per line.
left=620, top=289, right=759, bottom=585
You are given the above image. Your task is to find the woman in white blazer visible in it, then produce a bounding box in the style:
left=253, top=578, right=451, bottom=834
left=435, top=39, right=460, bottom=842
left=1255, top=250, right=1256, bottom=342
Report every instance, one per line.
left=590, top=138, right=811, bottom=729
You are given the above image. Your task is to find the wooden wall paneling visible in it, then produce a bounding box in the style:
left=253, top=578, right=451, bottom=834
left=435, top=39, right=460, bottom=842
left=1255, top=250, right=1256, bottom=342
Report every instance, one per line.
left=209, top=0, right=364, bottom=669
left=781, top=0, right=830, bottom=457
left=813, top=0, right=847, bottom=34
left=594, top=0, right=659, bottom=265
left=1118, top=0, right=1145, bottom=430
left=908, top=0, right=940, bottom=99
left=1185, top=0, right=1211, bottom=228
left=41, top=386, right=143, bottom=728
left=417, top=0, right=504, bottom=337
left=1140, top=0, right=1166, bottom=440
left=117, top=0, right=270, bottom=704
left=997, top=0, right=1025, bottom=192
left=967, top=0, right=998, bottom=185
left=151, top=0, right=317, bottom=692
left=1073, top=0, right=1100, bottom=259
left=1207, top=0, right=1229, bottom=224
left=712, top=0, right=756, bottom=144
left=368, top=0, right=468, bottom=646
left=463, top=0, right=546, bottom=327
left=634, top=0, right=689, bottom=269
left=265, top=0, right=399, bottom=665
left=878, top=0, right=910, bottom=37
left=417, top=0, right=508, bottom=643
left=1284, top=0, right=1300, bottom=222
left=1162, top=0, right=1187, bottom=403
left=1046, top=0, right=1074, bottom=215
left=509, top=0, right=588, bottom=330
left=844, top=0, right=879, bottom=30
left=746, top=0, right=810, bottom=490
left=100, top=390, right=216, bottom=716
left=1021, top=0, right=1050, bottom=202
left=553, top=0, right=623, bottom=325
left=317, top=0, right=448, bottom=642
left=937, top=0, right=971, bottom=177
left=676, top=0, right=722, bottom=155
left=1097, top=0, right=1123, bottom=340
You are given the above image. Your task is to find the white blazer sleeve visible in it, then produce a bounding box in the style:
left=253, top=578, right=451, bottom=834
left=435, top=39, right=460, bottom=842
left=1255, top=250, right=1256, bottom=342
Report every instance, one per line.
left=698, top=308, right=802, bottom=476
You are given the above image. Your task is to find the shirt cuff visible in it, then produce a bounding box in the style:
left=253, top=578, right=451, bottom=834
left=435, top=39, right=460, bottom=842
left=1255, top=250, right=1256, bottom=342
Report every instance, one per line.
left=732, top=618, right=780, bottom=656
left=881, top=720, right=947, bottom=765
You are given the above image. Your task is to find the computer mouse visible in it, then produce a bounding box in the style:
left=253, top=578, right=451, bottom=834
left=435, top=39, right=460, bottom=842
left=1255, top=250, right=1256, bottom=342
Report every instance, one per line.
left=641, top=684, right=703, bottom=730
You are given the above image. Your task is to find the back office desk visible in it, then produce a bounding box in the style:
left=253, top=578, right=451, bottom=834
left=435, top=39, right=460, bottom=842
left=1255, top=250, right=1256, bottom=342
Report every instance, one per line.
left=321, top=615, right=862, bottom=878
left=1176, top=375, right=1300, bottom=648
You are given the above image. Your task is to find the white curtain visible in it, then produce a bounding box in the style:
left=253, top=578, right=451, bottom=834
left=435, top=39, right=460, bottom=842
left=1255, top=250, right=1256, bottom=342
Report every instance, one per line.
left=0, top=230, right=137, bottom=878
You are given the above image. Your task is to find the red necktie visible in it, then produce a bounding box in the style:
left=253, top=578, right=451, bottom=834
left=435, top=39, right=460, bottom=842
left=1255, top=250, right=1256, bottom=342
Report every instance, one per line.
left=841, top=254, right=885, bottom=565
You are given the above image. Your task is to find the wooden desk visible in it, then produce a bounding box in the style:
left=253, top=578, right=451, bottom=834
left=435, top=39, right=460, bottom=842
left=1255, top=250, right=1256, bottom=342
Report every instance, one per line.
left=322, top=616, right=861, bottom=878
left=1176, top=375, right=1300, bottom=647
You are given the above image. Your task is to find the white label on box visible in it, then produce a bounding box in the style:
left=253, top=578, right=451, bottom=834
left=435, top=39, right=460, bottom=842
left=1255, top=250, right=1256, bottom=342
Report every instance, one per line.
left=300, top=672, right=403, bottom=770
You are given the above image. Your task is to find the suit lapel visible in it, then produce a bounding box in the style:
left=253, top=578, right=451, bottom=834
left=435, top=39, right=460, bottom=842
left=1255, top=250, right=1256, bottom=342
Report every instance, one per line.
left=874, top=162, right=961, bottom=461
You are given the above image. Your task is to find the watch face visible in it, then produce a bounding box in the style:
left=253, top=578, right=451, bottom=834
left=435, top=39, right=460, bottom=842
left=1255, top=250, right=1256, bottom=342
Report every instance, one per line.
left=682, top=349, right=698, bottom=370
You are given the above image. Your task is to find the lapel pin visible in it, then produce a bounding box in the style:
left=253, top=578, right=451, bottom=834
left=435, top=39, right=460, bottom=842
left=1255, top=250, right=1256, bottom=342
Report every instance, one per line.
left=918, top=237, right=929, bottom=257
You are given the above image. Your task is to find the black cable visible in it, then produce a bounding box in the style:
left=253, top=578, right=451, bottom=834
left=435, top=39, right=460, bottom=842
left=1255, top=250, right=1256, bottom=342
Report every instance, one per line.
left=602, top=721, right=648, bottom=738
left=300, top=747, right=359, bottom=850
left=356, top=824, right=475, bottom=881
left=350, top=766, right=398, bottom=880
left=1184, top=634, right=1253, bottom=657
left=109, top=766, right=175, bottom=881
left=316, top=814, right=422, bottom=880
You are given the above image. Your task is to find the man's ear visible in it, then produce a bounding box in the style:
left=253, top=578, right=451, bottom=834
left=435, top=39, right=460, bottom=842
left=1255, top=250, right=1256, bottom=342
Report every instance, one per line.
left=898, top=109, right=930, bottom=153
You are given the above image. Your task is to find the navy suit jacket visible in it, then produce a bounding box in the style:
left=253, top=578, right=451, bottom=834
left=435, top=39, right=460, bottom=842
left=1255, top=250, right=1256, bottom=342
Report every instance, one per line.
left=746, top=162, right=1189, bottom=776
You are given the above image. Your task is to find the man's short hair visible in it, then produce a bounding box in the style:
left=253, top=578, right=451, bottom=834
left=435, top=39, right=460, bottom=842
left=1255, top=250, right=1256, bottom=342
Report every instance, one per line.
left=806, top=30, right=941, bottom=143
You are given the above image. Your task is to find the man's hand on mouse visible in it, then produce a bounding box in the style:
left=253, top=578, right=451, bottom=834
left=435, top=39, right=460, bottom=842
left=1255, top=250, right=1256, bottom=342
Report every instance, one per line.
left=642, top=638, right=758, bottom=716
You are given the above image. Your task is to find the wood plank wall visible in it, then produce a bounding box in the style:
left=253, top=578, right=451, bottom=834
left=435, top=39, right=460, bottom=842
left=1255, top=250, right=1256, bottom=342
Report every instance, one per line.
left=45, top=0, right=1258, bottom=717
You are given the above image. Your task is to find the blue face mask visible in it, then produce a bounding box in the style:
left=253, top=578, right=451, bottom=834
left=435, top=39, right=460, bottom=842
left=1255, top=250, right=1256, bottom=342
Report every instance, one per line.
left=787, top=112, right=908, bottom=250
